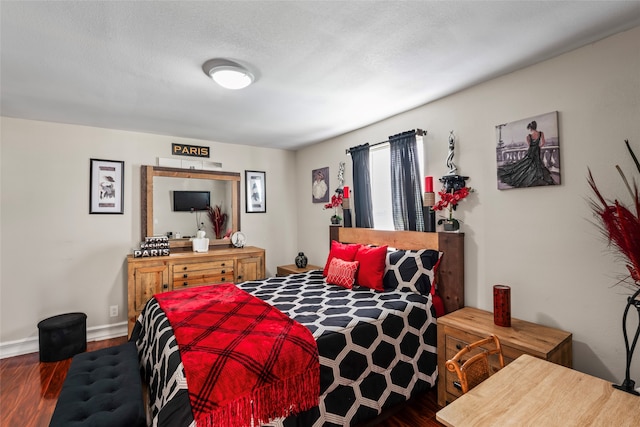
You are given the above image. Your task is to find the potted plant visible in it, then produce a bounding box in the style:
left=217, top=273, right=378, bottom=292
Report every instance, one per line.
left=324, top=192, right=343, bottom=225
left=587, top=139, right=640, bottom=395
left=433, top=186, right=473, bottom=231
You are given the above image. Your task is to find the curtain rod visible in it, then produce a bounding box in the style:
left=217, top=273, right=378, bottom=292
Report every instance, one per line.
left=345, top=128, right=427, bottom=155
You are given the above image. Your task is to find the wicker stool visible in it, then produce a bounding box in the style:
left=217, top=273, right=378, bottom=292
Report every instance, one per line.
left=37, top=312, right=87, bottom=362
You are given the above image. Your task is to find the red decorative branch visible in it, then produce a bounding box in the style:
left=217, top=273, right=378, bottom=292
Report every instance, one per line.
left=588, top=139, right=640, bottom=287
left=207, top=205, right=227, bottom=239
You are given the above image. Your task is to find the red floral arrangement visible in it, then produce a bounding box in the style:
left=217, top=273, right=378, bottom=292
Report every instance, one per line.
left=433, top=186, right=473, bottom=229
left=207, top=205, right=227, bottom=240
left=324, top=193, right=343, bottom=210
left=433, top=187, right=472, bottom=212
left=588, top=140, right=640, bottom=288
left=324, top=193, right=343, bottom=222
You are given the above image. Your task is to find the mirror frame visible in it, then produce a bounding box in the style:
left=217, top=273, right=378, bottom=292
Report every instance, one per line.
left=141, top=165, right=241, bottom=250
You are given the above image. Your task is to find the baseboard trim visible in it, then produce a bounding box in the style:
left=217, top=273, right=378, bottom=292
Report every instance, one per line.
left=0, top=322, right=128, bottom=359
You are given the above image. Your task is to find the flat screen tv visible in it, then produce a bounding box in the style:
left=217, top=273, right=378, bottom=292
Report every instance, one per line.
left=173, top=191, right=210, bottom=212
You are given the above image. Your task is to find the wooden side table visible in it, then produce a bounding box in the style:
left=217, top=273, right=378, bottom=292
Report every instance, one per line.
left=437, top=307, right=572, bottom=406
left=276, top=264, right=322, bottom=276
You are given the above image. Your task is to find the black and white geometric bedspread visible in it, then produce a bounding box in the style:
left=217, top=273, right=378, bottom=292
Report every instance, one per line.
left=135, top=270, right=437, bottom=427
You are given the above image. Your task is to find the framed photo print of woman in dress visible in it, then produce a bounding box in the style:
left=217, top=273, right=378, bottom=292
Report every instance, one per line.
left=496, top=111, right=560, bottom=190
left=312, top=167, right=330, bottom=203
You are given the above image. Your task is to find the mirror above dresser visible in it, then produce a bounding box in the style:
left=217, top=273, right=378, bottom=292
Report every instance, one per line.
left=141, top=165, right=241, bottom=250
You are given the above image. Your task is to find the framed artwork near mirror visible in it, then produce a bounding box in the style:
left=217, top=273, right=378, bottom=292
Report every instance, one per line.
left=90, top=158, right=124, bottom=214
left=246, top=170, right=266, bottom=213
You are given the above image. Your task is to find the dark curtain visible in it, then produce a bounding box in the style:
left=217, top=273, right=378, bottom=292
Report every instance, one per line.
left=350, top=143, right=374, bottom=228
left=389, top=131, right=425, bottom=231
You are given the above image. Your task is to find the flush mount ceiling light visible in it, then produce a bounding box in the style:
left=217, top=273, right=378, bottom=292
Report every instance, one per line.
left=202, top=59, right=255, bottom=90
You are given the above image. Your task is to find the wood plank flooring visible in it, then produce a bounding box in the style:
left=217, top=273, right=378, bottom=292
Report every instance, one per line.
left=0, top=337, right=445, bottom=427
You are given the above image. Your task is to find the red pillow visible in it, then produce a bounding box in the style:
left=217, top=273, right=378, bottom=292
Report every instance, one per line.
left=323, top=240, right=361, bottom=276
left=326, top=258, right=359, bottom=289
left=354, top=245, right=388, bottom=291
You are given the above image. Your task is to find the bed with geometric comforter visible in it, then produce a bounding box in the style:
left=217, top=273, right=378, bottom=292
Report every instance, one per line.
left=134, top=270, right=438, bottom=427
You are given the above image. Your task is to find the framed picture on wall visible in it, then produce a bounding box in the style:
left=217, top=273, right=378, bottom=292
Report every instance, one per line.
left=312, top=166, right=330, bottom=203
left=495, top=111, right=560, bottom=190
left=246, top=170, right=266, bottom=213
left=89, top=158, right=124, bottom=214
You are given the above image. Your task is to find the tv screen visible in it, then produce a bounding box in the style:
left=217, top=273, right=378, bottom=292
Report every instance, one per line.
left=173, top=191, right=210, bottom=211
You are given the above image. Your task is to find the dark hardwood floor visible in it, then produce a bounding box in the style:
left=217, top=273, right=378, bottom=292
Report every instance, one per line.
left=0, top=337, right=445, bottom=427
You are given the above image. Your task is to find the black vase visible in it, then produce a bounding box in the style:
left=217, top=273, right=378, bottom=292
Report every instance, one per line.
left=295, top=252, right=308, bottom=268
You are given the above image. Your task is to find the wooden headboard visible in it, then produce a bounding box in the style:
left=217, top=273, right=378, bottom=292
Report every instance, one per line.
left=329, top=227, right=464, bottom=314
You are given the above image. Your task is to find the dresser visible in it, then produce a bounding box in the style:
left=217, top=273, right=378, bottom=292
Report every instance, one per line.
left=437, top=307, right=572, bottom=406
left=127, top=246, right=265, bottom=335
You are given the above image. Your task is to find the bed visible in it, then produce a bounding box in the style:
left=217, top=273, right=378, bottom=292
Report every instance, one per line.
left=134, top=229, right=464, bottom=427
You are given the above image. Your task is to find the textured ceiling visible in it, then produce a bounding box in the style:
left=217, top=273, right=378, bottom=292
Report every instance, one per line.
left=2, top=1, right=640, bottom=150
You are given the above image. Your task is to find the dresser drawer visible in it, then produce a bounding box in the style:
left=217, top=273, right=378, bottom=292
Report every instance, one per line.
left=173, top=268, right=233, bottom=281
left=173, top=260, right=233, bottom=273
left=173, top=272, right=234, bottom=289
left=172, top=260, right=234, bottom=289
left=445, top=330, right=520, bottom=360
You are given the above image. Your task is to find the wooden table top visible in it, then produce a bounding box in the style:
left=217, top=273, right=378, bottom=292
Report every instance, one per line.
left=436, top=354, right=640, bottom=427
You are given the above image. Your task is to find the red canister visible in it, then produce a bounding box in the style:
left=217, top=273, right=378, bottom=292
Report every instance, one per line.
left=493, top=285, right=511, bottom=327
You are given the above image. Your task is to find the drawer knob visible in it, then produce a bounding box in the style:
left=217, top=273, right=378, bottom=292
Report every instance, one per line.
left=163, top=284, right=168, bottom=289
left=183, top=266, right=188, bottom=271
left=183, top=282, right=188, bottom=286
left=183, top=273, right=188, bottom=278
left=221, top=263, right=226, bottom=266
left=237, top=275, right=242, bottom=280
left=456, top=344, right=463, bottom=350
left=221, top=277, right=225, bottom=281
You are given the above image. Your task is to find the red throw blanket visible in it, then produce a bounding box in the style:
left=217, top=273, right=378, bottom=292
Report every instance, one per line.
left=155, top=283, right=320, bottom=427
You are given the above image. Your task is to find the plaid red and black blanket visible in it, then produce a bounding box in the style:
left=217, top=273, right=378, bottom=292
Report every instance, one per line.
left=154, top=283, right=320, bottom=427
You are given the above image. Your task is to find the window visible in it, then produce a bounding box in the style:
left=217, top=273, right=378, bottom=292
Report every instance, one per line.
left=369, top=136, right=424, bottom=230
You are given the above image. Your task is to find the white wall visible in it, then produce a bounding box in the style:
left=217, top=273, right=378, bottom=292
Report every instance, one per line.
left=0, top=119, right=298, bottom=353
left=296, top=26, right=640, bottom=383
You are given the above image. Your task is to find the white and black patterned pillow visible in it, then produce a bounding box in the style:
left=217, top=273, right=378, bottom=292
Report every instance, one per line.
left=383, top=249, right=442, bottom=295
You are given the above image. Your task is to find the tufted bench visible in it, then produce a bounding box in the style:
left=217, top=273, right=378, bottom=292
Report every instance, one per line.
left=49, top=341, right=146, bottom=427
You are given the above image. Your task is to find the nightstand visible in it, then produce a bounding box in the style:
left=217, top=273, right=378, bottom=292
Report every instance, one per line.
left=276, top=264, right=322, bottom=276
left=437, top=306, right=572, bottom=407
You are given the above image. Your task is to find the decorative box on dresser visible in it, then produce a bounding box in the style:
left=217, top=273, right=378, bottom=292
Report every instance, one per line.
left=127, top=246, right=265, bottom=335
left=437, top=306, right=572, bottom=407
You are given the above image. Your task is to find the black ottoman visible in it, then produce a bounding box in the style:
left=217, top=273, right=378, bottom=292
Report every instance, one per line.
left=49, top=342, right=146, bottom=427
left=38, top=312, right=87, bottom=362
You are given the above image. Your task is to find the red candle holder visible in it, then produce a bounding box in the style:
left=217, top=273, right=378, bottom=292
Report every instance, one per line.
left=493, top=285, right=511, bottom=327
left=425, top=176, right=433, bottom=193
